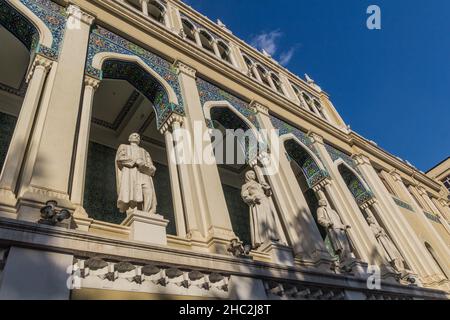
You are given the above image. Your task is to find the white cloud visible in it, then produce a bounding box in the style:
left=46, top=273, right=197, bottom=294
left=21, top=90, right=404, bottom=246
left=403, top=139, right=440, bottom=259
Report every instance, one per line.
left=279, top=47, right=296, bottom=66
left=250, top=30, right=297, bottom=66
left=250, top=30, right=283, bottom=56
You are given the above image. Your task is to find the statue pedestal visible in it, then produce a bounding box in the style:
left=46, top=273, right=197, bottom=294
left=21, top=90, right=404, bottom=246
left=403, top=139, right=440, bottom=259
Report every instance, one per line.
left=259, top=241, right=295, bottom=266
left=121, top=209, right=169, bottom=245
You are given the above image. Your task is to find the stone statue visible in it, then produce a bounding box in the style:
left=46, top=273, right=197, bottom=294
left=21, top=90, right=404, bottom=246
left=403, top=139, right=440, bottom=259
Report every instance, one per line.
left=241, top=170, right=280, bottom=249
left=317, top=199, right=353, bottom=263
left=366, top=215, right=405, bottom=273
left=115, top=133, right=157, bottom=215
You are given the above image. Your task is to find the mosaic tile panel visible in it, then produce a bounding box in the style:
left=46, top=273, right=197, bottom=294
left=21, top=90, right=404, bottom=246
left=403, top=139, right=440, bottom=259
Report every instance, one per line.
left=325, top=143, right=356, bottom=170
left=9, top=0, right=66, bottom=60
left=284, top=139, right=329, bottom=189
left=269, top=114, right=315, bottom=151
left=197, top=77, right=259, bottom=128
left=339, top=164, right=374, bottom=206
left=392, top=196, right=415, bottom=213
left=424, top=211, right=440, bottom=224
left=0, top=112, right=17, bottom=173
left=222, top=184, right=251, bottom=246
left=85, top=25, right=184, bottom=128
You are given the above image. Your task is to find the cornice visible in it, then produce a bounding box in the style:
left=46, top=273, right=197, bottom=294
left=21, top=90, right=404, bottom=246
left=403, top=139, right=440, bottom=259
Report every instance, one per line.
left=79, top=0, right=442, bottom=194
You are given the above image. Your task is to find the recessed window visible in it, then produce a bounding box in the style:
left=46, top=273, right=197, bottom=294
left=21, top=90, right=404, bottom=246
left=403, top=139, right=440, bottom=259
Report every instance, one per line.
left=256, top=65, right=271, bottom=87
left=199, top=30, right=215, bottom=53
left=217, top=41, right=231, bottom=63
left=271, top=74, right=284, bottom=95
left=148, top=0, right=165, bottom=24
left=182, top=19, right=196, bottom=42
left=302, top=93, right=316, bottom=113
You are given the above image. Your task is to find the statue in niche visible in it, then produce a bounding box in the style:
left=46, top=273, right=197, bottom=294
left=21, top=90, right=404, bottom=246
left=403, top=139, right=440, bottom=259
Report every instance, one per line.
left=241, top=170, right=280, bottom=249
left=317, top=199, right=353, bottom=265
left=115, top=133, right=157, bottom=215
left=366, top=215, right=406, bottom=273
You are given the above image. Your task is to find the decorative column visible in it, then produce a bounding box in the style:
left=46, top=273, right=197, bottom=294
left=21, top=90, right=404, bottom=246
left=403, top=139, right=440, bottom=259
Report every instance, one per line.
left=351, top=153, right=434, bottom=278
left=388, top=171, right=450, bottom=281
left=16, top=5, right=95, bottom=220
left=174, top=61, right=237, bottom=254
left=433, top=197, right=450, bottom=223
left=140, top=0, right=149, bottom=16
left=228, top=43, right=247, bottom=73
left=160, top=115, right=187, bottom=238
left=193, top=30, right=202, bottom=47
left=251, top=102, right=334, bottom=267
left=0, top=55, right=52, bottom=209
left=307, top=131, right=386, bottom=266
left=70, top=76, right=100, bottom=207
left=212, top=40, right=221, bottom=59
left=278, top=74, right=298, bottom=103
left=318, top=93, right=346, bottom=129
left=166, top=0, right=182, bottom=34
left=417, top=186, right=450, bottom=234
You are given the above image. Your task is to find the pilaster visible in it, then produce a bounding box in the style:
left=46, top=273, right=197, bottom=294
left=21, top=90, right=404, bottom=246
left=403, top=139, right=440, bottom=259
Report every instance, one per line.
left=174, top=60, right=236, bottom=254
left=16, top=5, right=95, bottom=221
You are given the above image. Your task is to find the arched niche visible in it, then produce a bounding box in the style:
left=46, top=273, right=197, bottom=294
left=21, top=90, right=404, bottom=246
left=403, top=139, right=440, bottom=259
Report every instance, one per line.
left=86, top=25, right=185, bottom=129
left=281, top=136, right=336, bottom=256
left=337, top=161, right=373, bottom=207
left=82, top=59, right=179, bottom=234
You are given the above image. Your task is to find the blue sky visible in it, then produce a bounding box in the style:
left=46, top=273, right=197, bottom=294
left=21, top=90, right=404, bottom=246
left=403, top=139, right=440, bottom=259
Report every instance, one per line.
left=183, top=0, right=450, bottom=172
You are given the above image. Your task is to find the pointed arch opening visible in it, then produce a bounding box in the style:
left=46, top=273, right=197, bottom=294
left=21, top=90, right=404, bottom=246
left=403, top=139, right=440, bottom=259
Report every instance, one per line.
left=0, top=1, right=40, bottom=172
left=198, top=29, right=214, bottom=54
left=282, top=136, right=338, bottom=257
left=82, top=59, right=177, bottom=234
left=181, top=18, right=196, bottom=43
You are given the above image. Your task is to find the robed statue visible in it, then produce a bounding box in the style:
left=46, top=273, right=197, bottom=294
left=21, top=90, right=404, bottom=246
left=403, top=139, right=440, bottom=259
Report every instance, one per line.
left=366, top=215, right=406, bottom=273
left=317, top=199, right=353, bottom=263
left=115, top=133, right=157, bottom=215
left=241, top=170, right=280, bottom=249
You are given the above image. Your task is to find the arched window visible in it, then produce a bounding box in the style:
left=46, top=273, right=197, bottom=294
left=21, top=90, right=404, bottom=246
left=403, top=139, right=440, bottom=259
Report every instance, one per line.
left=148, top=0, right=166, bottom=24
left=217, top=41, right=231, bottom=63
left=302, top=93, right=316, bottom=113
left=199, top=30, right=215, bottom=53
left=181, top=18, right=196, bottom=42
left=314, top=99, right=327, bottom=120
left=243, top=55, right=256, bottom=78
left=256, top=64, right=271, bottom=87
left=271, top=74, right=284, bottom=95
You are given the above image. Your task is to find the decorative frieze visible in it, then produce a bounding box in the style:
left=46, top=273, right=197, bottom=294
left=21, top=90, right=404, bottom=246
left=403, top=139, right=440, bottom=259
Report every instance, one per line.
left=71, top=258, right=230, bottom=298
left=264, top=280, right=345, bottom=300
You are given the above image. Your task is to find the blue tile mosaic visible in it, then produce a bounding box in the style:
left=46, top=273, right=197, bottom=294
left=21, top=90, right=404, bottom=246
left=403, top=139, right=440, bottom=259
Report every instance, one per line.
left=85, top=25, right=185, bottom=129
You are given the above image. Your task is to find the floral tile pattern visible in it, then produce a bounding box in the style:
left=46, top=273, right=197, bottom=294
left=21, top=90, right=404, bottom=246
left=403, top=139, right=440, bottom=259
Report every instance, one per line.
left=1, top=0, right=67, bottom=60
left=85, top=25, right=185, bottom=129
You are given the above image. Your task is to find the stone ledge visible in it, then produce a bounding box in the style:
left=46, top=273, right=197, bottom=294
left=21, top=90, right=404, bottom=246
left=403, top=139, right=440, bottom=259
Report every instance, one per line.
left=0, top=217, right=447, bottom=299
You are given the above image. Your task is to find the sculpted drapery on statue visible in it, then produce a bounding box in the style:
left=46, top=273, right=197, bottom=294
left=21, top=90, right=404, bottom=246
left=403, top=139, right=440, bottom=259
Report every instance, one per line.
left=366, top=215, right=406, bottom=273
left=241, top=170, right=280, bottom=249
left=115, top=133, right=157, bottom=215
left=317, top=199, right=353, bottom=264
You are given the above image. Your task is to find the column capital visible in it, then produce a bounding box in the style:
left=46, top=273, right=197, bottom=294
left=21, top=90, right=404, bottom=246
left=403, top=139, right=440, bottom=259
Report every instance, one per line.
left=352, top=153, right=371, bottom=166
left=416, top=185, right=428, bottom=196
left=26, top=54, right=53, bottom=82
left=389, top=170, right=403, bottom=182
left=307, top=130, right=324, bottom=144
left=139, top=0, right=150, bottom=3
left=159, top=113, right=185, bottom=134
left=250, top=101, right=269, bottom=115
left=84, top=75, right=100, bottom=90
left=174, top=60, right=197, bottom=78
left=67, top=5, right=95, bottom=26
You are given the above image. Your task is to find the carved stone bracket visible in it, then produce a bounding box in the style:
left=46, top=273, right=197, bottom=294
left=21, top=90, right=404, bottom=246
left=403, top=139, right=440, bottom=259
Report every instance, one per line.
left=264, top=280, right=345, bottom=300
left=67, top=5, right=95, bottom=26
left=159, top=113, right=185, bottom=134
left=26, top=54, right=53, bottom=83
left=173, top=60, right=197, bottom=78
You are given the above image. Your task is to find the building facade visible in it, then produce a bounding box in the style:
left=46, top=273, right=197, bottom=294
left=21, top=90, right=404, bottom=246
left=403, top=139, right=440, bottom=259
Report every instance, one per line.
left=0, top=0, right=449, bottom=300
left=427, top=158, right=450, bottom=199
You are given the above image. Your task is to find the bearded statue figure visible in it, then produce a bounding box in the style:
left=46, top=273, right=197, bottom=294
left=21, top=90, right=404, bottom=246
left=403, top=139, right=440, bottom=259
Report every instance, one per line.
left=115, top=133, right=157, bottom=215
